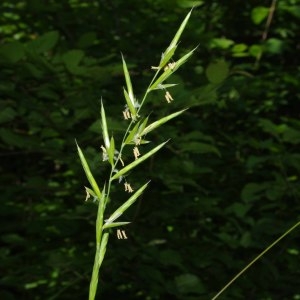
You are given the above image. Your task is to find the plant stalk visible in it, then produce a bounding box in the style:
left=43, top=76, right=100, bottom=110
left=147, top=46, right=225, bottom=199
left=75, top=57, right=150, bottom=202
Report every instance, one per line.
left=211, top=220, right=300, bottom=300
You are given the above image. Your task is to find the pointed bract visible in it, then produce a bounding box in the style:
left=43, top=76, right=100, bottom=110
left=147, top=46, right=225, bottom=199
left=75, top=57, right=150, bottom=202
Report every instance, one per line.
left=76, top=141, right=102, bottom=199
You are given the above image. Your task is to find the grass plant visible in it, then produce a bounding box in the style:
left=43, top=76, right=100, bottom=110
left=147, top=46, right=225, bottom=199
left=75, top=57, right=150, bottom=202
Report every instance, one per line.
left=76, top=8, right=299, bottom=300
left=76, top=10, right=195, bottom=300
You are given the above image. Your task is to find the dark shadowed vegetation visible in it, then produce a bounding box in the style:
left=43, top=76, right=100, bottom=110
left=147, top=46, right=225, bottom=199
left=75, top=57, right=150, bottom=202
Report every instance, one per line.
left=1, top=1, right=300, bottom=299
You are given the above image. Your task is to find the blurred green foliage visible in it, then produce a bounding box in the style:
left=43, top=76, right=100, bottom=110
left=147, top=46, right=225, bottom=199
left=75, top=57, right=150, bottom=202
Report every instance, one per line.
left=0, top=0, right=300, bottom=299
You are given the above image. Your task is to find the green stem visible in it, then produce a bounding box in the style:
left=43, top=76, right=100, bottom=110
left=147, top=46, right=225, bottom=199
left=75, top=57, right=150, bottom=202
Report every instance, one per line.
left=89, top=190, right=107, bottom=300
left=211, top=220, right=300, bottom=300
left=88, top=68, right=161, bottom=300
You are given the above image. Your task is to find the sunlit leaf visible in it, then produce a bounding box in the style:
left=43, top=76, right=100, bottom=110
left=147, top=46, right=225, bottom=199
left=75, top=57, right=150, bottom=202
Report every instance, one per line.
left=111, top=141, right=168, bottom=180
left=76, top=142, right=101, bottom=199
left=102, top=222, right=131, bottom=230
left=159, top=9, right=193, bottom=67
left=124, top=88, right=136, bottom=117
left=141, top=109, right=188, bottom=136
left=122, top=54, right=135, bottom=104
left=149, top=47, right=197, bottom=91
left=101, top=100, right=110, bottom=149
left=251, top=6, right=269, bottom=25
left=205, top=60, right=229, bottom=84
left=107, top=136, right=115, bottom=166
left=124, top=121, right=141, bottom=145
left=105, top=182, right=149, bottom=223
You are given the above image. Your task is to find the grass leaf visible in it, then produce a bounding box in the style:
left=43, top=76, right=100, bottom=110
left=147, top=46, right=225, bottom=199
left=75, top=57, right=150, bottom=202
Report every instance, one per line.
left=124, top=88, right=136, bottom=117
left=172, top=46, right=198, bottom=71
left=105, top=182, right=149, bottom=223
left=107, top=136, right=115, bottom=166
left=102, top=222, right=131, bottom=230
left=101, top=100, right=110, bottom=149
left=124, top=120, right=141, bottom=145
left=122, top=54, right=134, bottom=103
left=149, top=47, right=197, bottom=91
left=159, top=45, right=178, bottom=68
left=111, top=141, right=168, bottom=181
left=76, top=141, right=102, bottom=199
left=141, top=109, right=188, bottom=136
left=159, top=9, right=192, bottom=67
left=167, top=9, right=193, bottom=53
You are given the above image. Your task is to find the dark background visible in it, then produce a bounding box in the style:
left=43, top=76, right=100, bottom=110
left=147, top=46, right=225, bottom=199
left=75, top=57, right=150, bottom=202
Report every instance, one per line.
left=1, top=0, right=300, bottom=299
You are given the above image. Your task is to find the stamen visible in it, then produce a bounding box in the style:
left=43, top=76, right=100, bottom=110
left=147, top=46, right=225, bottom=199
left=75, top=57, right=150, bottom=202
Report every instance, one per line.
left=133, top=146, right=141, bottom=160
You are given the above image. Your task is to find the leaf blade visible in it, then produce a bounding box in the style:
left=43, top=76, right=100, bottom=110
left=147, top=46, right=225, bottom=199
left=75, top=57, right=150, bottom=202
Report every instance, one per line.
left=111, top=141, right=168, bottom=180
left=122, top=54, right=134, bottom=102
left=76, top=142, right=101, bottom=199
left=101, top=100, right=110, bottom=149
left=159, top=9, right=193, bottom=67
left=149, top=47, right=197, bottom=91
left=105, top=182, right=149, bottom=223
left=102, top=222, right=131, bottom=230
left=141, top=109, right=188, bottom=136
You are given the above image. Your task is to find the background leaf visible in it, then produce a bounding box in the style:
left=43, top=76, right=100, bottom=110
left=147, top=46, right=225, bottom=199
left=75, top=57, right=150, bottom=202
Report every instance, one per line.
left=205, top=59, right=229, bottom=84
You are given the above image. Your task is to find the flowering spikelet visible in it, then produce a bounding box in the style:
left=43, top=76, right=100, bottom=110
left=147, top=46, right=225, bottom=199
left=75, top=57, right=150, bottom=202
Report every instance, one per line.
left=100, top=145, right=109, bottom=161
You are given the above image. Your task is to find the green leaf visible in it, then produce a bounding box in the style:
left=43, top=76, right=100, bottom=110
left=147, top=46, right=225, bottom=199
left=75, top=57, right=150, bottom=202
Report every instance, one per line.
left=160, top=9, right=192, bottom=67
left=259, top=119, right=280, bottom=139
left=105, top=182, right=149, bottom=223
left=282, top=126, right=300, bottom=144
left=231, top=43, right=248, bottom=53
left=0, top=41, right=25, bottom=63
left=149, top=47, right=197, bottom=91
left=141, top=109, right=187, bottom=136
left=159, top=45, right=178, bottom=68
left=210, top=38, right=234, bottom=49
left=102, top=222, right=131, bottom=230
left=0, top=107, right=17, bottom=124
left=171, top=47, right=197, bottom=72
left=27, top=31, right=59, bottom=53
left=241, top=183, right=267, bottom=202
left=98, top=232, right=109, bottom=266
left=281, top=5, right=300, bottom=19
left=122, top=54, right=133, bottom=96
left=175, top=273, right=206, bottom=294
left=148, top=68, right=173, bottom=91
left=251, top=6, right=269, bottom=25
left=177, top=0, right=204, bottom=8
left=76, top=141, right=102, bottom=199
left=107, top=136, right=115, bottom=166
left=205, top=59, right=229, bottom=84
left=124, top=117, right=150, bottom=145
left=249, top=44, right=263, bottom=57
left=151, top=83, right=178, bottom=90
left=62, top=49, right=85, bottom=74
left=77, top=31, right=97, bottom=48
left=0, top=128, right=38, bottom=148
left=96, top=184, right=106, bottom=243
left=101, top=100, right=110, bottom=149
left=122, top=55, right=135, bottom=105
left=265, top=38, right=284, bottom=54
left=111, top=141, right=168, bottom=180
left=138, top=117, right=149, bottom=135
left=123, top=88, right=136, bottom=117
left=124, top=120, right=142, bottom=145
